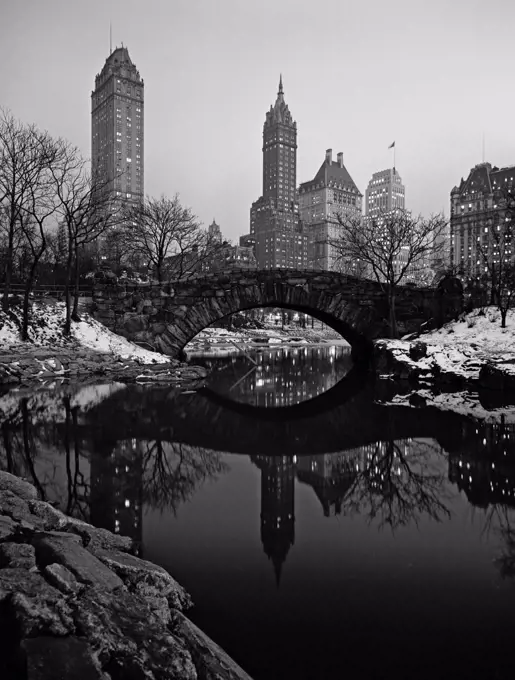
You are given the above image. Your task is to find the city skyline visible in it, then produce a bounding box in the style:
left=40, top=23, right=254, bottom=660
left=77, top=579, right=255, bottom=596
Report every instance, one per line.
left=2, top=0, right=515, bottom=245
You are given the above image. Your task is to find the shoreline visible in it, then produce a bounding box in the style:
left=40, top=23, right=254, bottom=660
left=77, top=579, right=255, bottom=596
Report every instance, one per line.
left=0, top=469, right=253, bottom=680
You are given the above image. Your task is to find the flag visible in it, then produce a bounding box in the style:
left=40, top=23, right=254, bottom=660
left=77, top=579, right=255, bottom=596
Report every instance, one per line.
left=388, top=141, right=395, bottom=149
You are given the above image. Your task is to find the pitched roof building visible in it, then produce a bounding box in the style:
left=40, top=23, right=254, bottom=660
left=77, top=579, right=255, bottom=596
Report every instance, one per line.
left=450, top=162, right=515, bottom=276
left=299, top=149, right=362, bottom=271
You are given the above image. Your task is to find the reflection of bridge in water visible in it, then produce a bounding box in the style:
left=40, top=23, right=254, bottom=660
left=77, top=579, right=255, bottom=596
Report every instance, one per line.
left=2, top=383, right=515, bottom=586
left=80, top=377, right=483, bottom=457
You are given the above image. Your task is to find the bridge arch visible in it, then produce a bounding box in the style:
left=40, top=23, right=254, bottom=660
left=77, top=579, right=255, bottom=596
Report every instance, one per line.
left=92, top=269, right=460, bottom=360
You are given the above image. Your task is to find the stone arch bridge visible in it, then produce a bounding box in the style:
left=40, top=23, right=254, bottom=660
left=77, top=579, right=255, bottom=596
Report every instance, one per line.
left=92, top=269, right=462, bottom=360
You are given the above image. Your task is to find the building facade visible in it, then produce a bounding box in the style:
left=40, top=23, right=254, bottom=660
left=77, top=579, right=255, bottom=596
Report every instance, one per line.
left=91, top=46, right=144, bottom=209
left=299, top=149, right=362, bottom=271
left=450, top=162, right=515, bottom=277
left=249, top=77, right=308, bottom=269
left=207, top=219, right=222, bottom=245
left=365, top=168, right=405, bottom=219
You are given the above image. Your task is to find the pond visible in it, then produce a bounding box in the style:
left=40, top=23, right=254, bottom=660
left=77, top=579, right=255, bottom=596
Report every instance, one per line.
left=1, top=344, right=515, bottom=680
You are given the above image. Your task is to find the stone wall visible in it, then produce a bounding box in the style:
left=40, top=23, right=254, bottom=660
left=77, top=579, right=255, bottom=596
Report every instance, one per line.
left=91, top=269, right=463, bottom=360
left=0, top=470, right=252, bottom=680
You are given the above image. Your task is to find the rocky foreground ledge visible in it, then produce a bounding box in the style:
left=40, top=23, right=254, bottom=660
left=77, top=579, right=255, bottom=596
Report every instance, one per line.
left=0, top=347, right=208, bottom=389
left=0, top=471, right=252, bottom=680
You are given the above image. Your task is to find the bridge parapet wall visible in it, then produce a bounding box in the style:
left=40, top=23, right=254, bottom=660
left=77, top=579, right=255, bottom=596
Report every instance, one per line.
left=91, top=269, right=462, bottom=358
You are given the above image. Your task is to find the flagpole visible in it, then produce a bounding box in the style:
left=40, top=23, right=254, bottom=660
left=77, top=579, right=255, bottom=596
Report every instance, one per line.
left=393, top=144, right=396, bottom=172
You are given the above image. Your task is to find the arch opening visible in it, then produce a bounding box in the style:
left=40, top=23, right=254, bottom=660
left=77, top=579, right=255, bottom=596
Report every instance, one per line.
left=180, top=302, right=374, bottom=366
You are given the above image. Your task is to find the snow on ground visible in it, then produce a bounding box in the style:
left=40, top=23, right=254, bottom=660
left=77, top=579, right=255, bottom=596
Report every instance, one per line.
left=419, top=306, right=515, bottom=358
left=0, top=302, right=170, bottom=365
left=184, top=324, right=344, bottom=355
left=381, top=307, right=515, bottom=382
left=72, top=315, right=169, bottom=364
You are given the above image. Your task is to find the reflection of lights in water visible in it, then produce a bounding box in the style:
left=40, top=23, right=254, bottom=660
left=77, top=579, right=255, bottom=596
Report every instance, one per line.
left=125, top=499, right=131, bottom=508
left=256, top=378, right=264, bottom=387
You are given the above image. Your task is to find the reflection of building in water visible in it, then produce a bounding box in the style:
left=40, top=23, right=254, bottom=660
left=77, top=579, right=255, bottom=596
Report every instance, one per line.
left=297, top=440, right=413, bottom=515
left=296, top=453, right=360, bottom=516
left=448, top=420, right=515, bottom=508
left=211, top=345, right=351, bottom=407
left=252, top=455, right=296, bottom=585
left=90, top=438, right=144, bottom=550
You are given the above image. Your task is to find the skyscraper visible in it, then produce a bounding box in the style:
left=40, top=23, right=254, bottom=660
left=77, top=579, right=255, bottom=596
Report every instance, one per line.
left=299, top=149, right=362, bottom=271
left=365, top=168, right=405, bottom=219
left=252, top=454, right=296, bottom=586
left=249, top=77, right=308, bottom=269
left=91, top=46, right=144, bottom=208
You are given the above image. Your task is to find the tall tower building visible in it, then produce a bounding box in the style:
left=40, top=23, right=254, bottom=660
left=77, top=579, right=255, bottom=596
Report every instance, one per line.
left=91, top=46, right=144, bottom=208
left=299, top=149, right=362, bottom=271
left=365, top=168, right=405, bottom=219
left=252, top=454, right=296, bottom=586
left=250, top=77, right=308, bottom=269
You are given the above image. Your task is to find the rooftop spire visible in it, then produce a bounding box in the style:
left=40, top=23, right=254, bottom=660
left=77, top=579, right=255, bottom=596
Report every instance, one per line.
left=278, top=74, right=283, bottom=95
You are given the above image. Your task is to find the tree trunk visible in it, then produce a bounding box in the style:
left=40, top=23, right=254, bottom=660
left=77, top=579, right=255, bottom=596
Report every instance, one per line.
left=72, top=246, right=81, bottom=321
left=21, top=260, right=38, bottom=341
left=2, top=235, right=14, bottom=312
left=501, top=308, right=508, bottom=328
left=388, top=286, right=398, bottom=339
left=63, top=242, right=74, bottom=335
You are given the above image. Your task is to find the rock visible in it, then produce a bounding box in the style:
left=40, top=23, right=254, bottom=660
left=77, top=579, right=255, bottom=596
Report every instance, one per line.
left=92, top=547, right=192, bottom=614
left=0, top=542, right=36, bottom=569
left=65, top=520, right=134, bottom=553
left=73, top=586, right=197, bottom=680
left=22, top=636, right=104, bottom=680
left=0, top=569, right=74, bottom=637
left=409, top=341, right=428, bottom=361
left=44, top=563, right=83, bottom=595
left=28, top=499, right=69, bottom=530
left=171, top=610, right=254, bottom=680
left=0, top=471, right=38, bottom=501
left=0, top=490, right=42, bottom=526
left=409, top=392, right=427, bottom=408
left=33, top=535, right=124, bottom=591
left=0, top=514, right=17, bottom=541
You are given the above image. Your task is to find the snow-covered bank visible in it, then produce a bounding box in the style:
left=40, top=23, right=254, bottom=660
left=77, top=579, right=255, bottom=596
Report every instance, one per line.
left=0, top=302, right=171, bottom=365
left=375, top=307, right=515, bottom=388
left=0, top=302, right=208, bottom=388
left=184, top=324, right=346, bottom=355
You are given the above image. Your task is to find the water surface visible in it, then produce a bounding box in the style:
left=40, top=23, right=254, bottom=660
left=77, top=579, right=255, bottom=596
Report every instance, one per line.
left=1, top=345, right=515, bottom=680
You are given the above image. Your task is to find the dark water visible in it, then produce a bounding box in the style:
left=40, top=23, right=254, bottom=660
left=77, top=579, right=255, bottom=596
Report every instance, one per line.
left=1, top=345, right=515, bottom=680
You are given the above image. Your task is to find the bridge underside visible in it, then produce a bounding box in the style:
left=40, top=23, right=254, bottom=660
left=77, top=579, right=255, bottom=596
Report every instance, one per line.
left=159, top=291, right=388, bottom=363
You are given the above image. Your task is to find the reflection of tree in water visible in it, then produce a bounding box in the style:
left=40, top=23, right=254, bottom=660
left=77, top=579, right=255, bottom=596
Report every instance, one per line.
left=0, top=396, right=228, bottom=523
left=483, top=506, right=515, bottom=583
left=141, top=440, right=228, bottom=515
left=329, top=439, right=452, bottom=531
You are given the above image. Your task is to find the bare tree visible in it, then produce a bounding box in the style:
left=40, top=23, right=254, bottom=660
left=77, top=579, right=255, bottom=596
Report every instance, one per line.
left=126, top=194, right=203, bottom=283
left=329, top=209, right=448, bottom=337
left=17, top=131, right=63, bottom=339
left=0, top=109, right=59, bottom=311
left=142, top=440, right=227, bottom=514
left=50, top=143, right=123, bottom=334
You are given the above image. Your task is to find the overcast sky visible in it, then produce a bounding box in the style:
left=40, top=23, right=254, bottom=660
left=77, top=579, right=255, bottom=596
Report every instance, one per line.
left=2, top=0, right=515, bottom=242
